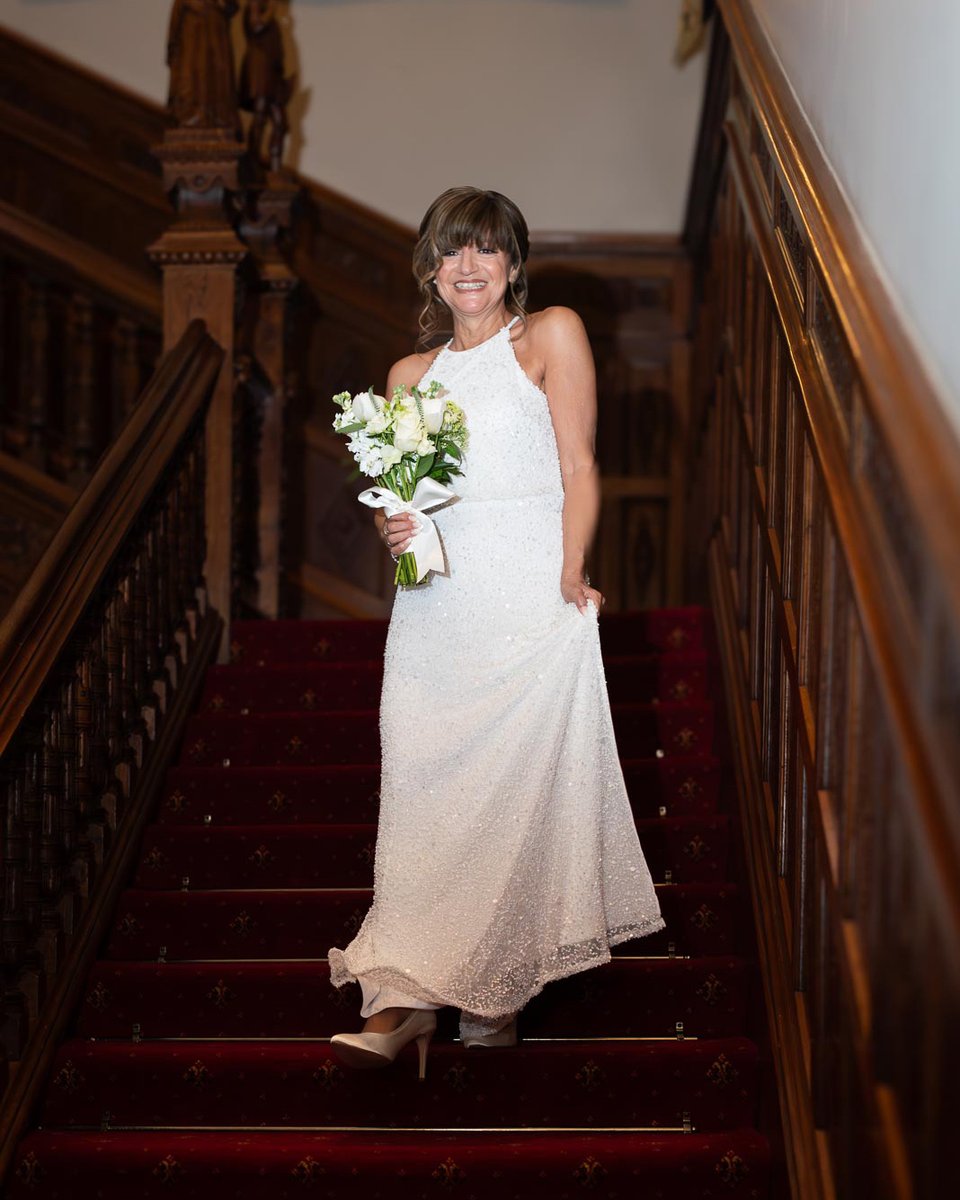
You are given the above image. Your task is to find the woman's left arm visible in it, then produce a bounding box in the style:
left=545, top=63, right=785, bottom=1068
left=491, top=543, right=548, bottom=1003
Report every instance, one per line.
left=540, top=307, right=605, bottom=613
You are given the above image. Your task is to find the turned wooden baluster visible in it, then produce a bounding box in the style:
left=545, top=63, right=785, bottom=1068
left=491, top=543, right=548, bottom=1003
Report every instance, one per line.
left=128, top=556, right=148, bottom=741
left=116, top=572, right=144, bottom=777
left=59, top=665, right=93, bottom=905
left=20, top=273, right=50, bottom=470
left=88, top=626, right=113, bottom=841
left=66, top=293, right=97, bottom=482
left=71, top=652, right=101, bottom=872
left=19, top=738, right=42, bottom=963
left=37, top=703, right=65, bottom=975
left=101, top=593, right=127, bottom=828
left=1, top=769, right=28, bottom=1059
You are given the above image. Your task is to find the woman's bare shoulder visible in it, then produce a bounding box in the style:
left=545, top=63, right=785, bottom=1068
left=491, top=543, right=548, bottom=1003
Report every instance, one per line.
left=525, top=306, right=587, bottom=343
left=387, top=346, right=445, bottom=391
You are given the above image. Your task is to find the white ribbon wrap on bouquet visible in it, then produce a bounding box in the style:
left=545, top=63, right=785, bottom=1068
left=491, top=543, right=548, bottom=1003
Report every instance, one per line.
left=357, top=478, right=456, bottom=582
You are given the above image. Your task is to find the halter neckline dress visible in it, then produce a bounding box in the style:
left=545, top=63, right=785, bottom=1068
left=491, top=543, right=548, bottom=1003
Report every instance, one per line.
left=329, top=315, right=663, bottom=1037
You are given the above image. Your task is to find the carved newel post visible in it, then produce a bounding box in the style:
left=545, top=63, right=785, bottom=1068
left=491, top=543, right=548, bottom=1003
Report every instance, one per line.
left=239, top=0, right=300, bottom=618
left=150, top=0, right=247, bottom=660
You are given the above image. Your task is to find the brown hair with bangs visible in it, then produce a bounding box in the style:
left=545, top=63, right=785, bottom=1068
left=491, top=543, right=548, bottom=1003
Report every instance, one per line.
left=413, top=186, right=530, bottom=348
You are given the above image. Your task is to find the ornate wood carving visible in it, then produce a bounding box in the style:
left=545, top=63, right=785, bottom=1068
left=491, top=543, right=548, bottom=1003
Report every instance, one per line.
left=167, top=0, right=240, bottom=131
left=240, top=0, right=293, bottom=174
left=688, top=4, right=960, bottom=1198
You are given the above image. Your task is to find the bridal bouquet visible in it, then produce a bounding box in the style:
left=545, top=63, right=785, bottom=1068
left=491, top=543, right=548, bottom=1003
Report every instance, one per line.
left=332, top=381, right=467, bottom=586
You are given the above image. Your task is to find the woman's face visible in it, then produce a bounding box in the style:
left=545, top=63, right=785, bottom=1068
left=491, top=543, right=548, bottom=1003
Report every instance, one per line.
left=434, top=243, right=516, bottom=321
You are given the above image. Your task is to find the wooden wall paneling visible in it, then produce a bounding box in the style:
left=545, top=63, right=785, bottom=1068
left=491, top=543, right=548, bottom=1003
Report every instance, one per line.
left=686, top=4, right=960, bottom=1196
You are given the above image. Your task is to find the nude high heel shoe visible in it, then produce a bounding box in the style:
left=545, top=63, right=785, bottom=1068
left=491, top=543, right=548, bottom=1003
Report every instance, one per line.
left=329, top=1009, right=437, bottom=1080
left=461, top=1015, right=518, bottom=1049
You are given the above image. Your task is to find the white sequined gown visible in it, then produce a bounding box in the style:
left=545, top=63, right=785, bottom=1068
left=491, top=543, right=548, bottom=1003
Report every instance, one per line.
left=329, top=319, right=664, bottom=1032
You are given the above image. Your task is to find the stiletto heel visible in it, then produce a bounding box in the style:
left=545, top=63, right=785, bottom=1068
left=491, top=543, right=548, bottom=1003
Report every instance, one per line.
left=330, top=1009, right=437, bottom=1078
left=462, top=1015, right=518, bottom=1049
left=415, top=1031, right=432, bottom=1081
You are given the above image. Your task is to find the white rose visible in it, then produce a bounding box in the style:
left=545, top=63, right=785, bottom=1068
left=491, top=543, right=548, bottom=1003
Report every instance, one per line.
left=420, top=393, right=445, bottom=434
left=381, top=444, right=402, bottom=468
left=394, top=410, right=423, bottom=453
left=352, top=390, right=384, bottom=423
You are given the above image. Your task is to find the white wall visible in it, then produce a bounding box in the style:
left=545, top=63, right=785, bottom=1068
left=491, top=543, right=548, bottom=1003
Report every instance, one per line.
left=0, top=0, right=708, bottom=233
left=750, top=0, right=960, bottom=429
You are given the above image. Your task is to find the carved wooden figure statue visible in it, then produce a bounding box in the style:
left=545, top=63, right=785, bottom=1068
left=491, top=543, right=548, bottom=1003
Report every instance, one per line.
left=239, top=0, right=293, bottom=172
left=167, top=0, right=241, bottom=130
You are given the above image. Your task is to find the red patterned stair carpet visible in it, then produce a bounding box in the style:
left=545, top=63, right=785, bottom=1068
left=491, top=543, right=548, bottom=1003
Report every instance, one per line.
left=10, top=607, right=770, bottom=1198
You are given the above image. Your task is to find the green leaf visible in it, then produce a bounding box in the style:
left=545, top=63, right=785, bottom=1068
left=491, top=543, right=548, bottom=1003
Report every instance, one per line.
left=415, top=453, right=436, bottom=479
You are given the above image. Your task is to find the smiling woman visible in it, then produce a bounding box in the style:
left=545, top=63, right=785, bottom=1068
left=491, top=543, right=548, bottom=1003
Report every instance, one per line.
left=326, top=185, right=664, bottom=1075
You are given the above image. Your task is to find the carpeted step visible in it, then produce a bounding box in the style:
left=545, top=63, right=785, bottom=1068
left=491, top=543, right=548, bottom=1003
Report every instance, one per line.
left=177, top=701, right=716, bottom=768
left=9, top=604, right=769, bottom=1198
left=226, top=607, right=711, bottom=666
left=75, top=957, right=750, bottom=1041
left=228, top=619, right=388, bottom=665
left=158, top=765, right=383, bottom=825
left=198, top=651, right=711, bottom=714
left=102, top=883, right=743, bottom=962
left=8, top=1128, right=771, bottom=1199
left=157, top=756, right=725, bottom=826
left=600, top=606, right=710, bottom=655
left=132, top=816, right=732, bottom=890
left=42, top=1037, right=760, bottom=1131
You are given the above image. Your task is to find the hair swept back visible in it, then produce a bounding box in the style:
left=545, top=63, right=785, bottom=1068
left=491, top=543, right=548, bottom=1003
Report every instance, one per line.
left=413, top=186, right=530, bottom=349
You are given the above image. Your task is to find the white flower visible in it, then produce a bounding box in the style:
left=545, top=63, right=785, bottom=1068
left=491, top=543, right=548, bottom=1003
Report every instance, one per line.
left=394, top=409, right=423, bottom=453
left=352, top=390, right=385, bottom=423
left=381, top=444, right=403, bottom=468
left=366, top=411, right=388, bottom=435
left=420, top=392, right=445, bottom=434
left=358, top=447, right=384, bottom=477
left=417, top=436, right=435, bottom=456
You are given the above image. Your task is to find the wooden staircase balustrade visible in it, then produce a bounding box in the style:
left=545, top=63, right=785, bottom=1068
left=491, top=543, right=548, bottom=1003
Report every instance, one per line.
left=0, top=320, right=223, bottom=1172
left=0, top=201, right=162, bottom=484
left=685, top=5, right=960, bottom=1199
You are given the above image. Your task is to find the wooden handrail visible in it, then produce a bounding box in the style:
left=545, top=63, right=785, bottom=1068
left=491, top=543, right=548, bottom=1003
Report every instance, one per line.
left=0, top=319, right=221, bottom=757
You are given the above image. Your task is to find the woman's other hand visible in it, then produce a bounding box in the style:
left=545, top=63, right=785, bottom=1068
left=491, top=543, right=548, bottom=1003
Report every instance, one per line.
left=561, top=572, right=604, bottom=614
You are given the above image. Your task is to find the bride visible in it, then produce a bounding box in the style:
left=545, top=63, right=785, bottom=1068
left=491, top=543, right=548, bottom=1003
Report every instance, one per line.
left=328, top=186, right=663, bottom=1078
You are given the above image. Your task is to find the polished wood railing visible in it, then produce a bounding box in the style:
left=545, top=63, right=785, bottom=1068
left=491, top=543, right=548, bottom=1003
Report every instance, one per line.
left=0, top=320, right=222, bottom=1169
left=685, top=5, right=960, bottom=1198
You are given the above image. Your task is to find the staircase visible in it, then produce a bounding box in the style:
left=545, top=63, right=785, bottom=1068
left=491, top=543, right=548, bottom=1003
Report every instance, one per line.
left=9, top=607, right=770, bottom=1196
